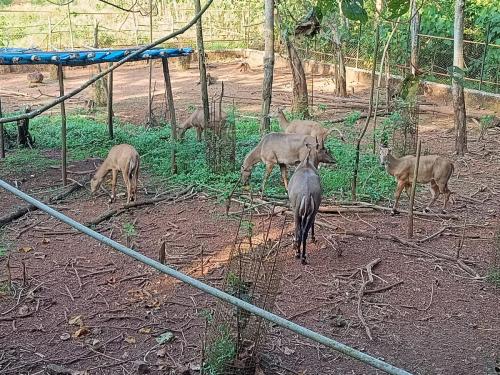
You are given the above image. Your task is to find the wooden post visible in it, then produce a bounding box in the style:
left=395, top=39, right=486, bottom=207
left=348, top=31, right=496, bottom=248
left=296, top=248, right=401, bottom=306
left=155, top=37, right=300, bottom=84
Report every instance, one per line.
left=57, top=65, right=68, bottom=186
left=147, top=0, right=153, bottom=124
left=0, top=97, right=5, bottom=159
left=408, top=140, right=422, bottom=238
left=194, top=0, right=210, bottom=128
left=161, top=58, right=177, bottom=174
left=107, top=62, right=114, bottom=139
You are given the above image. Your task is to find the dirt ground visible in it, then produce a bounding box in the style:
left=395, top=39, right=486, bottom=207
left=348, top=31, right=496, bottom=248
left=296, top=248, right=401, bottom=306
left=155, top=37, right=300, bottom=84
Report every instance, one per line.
left=0, top=58, right=499, bottom=375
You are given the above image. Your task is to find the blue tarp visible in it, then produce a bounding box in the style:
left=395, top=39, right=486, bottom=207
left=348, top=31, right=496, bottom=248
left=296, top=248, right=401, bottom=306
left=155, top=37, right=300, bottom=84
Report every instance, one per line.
left=0, top=47, right=193, bottom=66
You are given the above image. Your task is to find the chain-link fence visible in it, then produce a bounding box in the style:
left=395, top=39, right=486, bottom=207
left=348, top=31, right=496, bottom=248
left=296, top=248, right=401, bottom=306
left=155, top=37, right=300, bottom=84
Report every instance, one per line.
left=295, top=21, right=499, bottom=94
left=0, top=7, right=263, bottom=52
left=2, top=6, right=498, bottom=94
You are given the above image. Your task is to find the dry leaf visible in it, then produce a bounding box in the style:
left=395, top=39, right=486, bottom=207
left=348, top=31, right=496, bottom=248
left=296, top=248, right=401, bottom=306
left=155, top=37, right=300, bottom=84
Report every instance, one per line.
left=283, top=346, right=295, bottom=355
left=34, top=252, right=46, bottom=259
left=60, top=333, right=71, bottom=341
left=156, top=347, right=167, bottom=357
left=155, top=331, right=174, bottom=344
left=124, top=336, right=136, bottom=344
left=18, top=246, right=33, bottom=253
left=139, top=327, right=152, bottom=334
left=73, top=326, right=89, bottom=338
left=68, top=315, right=83, bottom=326
left=18, top=305, right=30, bottom=315
left=41, top=238, right=50, bottom=244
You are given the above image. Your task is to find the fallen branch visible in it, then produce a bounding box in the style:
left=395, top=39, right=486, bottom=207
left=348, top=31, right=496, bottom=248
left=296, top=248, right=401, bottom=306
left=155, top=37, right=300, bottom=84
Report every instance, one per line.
left=86, top=185, right=193, bottom=226
left=0, top=176, right=90, bottom=227
left=365, top=280, right=403, bottom=295
left=354, top=202, right=459, bottom=220
left=315, top=219, right=477, bottom=266
left=357, top=258, right=381, bottom=340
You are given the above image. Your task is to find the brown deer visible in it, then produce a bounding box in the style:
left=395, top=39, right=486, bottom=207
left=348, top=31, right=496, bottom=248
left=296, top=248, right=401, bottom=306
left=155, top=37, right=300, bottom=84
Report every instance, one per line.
left=275, top=108, right=344, bottom=143
left=379, top=146, right=454, bottom=215
left=240, top=133, right=334, bottom=194
left=91, top=144, right=140, bottom=204
left=288, top=146, right=322, bottom=264
left=178, top=108, right=227, bottom=141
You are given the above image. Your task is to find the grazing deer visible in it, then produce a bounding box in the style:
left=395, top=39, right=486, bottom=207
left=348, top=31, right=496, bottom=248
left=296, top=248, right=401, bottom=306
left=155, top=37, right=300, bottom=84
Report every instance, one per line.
left=178, top=108, right=227, bottom=142
left=91, top=144, right=140, bottom=204
left=379, top=146, right=454, bottom=215
left=288, top=147, right=322, bottom=264
left=275, top=108, right=345, bottom=143
left=240, top=133, right=334, bottom=194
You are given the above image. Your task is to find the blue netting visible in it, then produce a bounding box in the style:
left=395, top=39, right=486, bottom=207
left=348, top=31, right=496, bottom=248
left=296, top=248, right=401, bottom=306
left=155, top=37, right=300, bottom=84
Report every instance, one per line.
left=0, top=47, right=193, bottom=66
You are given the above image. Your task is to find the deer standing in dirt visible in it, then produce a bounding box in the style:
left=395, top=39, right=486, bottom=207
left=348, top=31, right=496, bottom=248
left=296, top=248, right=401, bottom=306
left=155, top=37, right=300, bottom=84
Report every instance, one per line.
left=288, top=146, right=322, bottom=264
left=379, top=146, right=454, bottom=215
left=91, top=144, right=140, bottom=204
left=240, top=133, right=334, bottom=194
left=178, top=108, right=227, bottom=141
left=275, top=108, right=344, bottom=143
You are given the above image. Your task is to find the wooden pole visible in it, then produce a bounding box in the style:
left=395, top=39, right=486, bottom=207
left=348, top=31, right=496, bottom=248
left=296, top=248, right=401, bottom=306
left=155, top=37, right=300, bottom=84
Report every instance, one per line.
left=408, top=140, right=422, bottom=238
left=161, top=58, right=177, bottom=174
left=148, top=0, right=153, bottom=124
left=0, top=97, right=5, bottom=159
left=194, top=0, right=210, bottom=128
left=57, top=65, right=68, bottom=186
left=107, top=62, right=114, bottom=139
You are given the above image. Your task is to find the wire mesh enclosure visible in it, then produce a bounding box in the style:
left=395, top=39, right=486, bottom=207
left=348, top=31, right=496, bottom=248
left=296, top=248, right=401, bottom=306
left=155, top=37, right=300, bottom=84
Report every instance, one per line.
left=390, top=98, right=419, bottom=157
left=203, top=215, right=286, bottom=374
left=205, top=98, right=236, bottom=174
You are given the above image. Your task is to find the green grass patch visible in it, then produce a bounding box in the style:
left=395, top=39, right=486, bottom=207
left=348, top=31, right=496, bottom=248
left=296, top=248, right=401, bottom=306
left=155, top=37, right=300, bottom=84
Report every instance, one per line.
left=1, top=111, right=394, bottom=202
left=0, top=148, right=54, bottom=174
left=486, top=268, right=500, bottom=287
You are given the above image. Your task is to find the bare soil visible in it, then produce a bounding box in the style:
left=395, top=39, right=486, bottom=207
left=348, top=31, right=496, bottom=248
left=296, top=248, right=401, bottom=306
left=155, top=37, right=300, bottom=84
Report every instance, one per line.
left=0, top=58, right=499, bottom=375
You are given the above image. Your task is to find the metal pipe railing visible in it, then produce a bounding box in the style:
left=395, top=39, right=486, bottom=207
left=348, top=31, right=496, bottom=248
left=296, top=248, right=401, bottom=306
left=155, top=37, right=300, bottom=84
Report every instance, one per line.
left=0, top=179, right=412, bottom=375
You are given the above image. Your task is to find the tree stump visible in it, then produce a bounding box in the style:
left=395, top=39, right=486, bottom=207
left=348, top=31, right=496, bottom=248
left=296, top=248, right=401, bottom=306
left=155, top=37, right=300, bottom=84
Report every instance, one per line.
left=17, top=106, right=34, bottom=148
left=176, top=55, right=191, bottom=70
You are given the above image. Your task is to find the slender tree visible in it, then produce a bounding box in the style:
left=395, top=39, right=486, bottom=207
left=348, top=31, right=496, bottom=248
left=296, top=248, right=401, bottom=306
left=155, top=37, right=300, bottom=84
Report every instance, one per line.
left=409, top=0, right=420, bottom=75
left=453, top=0, right=467, bottom=155
left=194, top=0, right=210, bottom=129
left=329, top=18, right=347, bottom=97
left=261, top=0, right=275, bottom=133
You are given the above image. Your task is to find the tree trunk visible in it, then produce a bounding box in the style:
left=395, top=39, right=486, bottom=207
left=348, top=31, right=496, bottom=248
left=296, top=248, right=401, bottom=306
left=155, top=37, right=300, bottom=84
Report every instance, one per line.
left=453, top=0, right=467, bottom=155
left=409, top=0, right=420, bottom=75
left=17, top=107, right=34, bottom=148
left=194, top=0, right=210, bottom=129
left=284, top=34, right=309, bottom=117
left=330, top=20, right=347, bottom=97
left=260, top=0, right=275, bottom=134
left=351, top=0, right=382, bottom=200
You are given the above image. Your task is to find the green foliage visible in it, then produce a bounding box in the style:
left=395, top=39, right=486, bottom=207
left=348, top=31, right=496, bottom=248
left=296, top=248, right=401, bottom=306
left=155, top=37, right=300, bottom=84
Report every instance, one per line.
left=0, top=147, right=55, bottom=174
left=203, top=324, right=236, bottom=375
left=341, top=0, right=368, bottom=23
left=0, top=0, right=12, bottom=7
left=386, top=0, right=410, bottom=20
left=486, top=268, right=500, bottom=287
left=122, top=222, right=137, bottom=238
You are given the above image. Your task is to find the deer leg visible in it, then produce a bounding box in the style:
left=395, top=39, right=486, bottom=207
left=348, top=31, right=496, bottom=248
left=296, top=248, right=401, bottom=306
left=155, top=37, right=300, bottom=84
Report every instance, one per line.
left=279, top=164, right=288, bottom=190
left=392, top=180, right=406, bottom=215
left=260, top=163, right=274, bottom=198
left=179, top=128, right=186, bottom=141
left=438, top=183, right=451, bottom=213
left=294, top=214, right=301, bottom=259
left=196, top=127, right=202, bottom=142
left=301, top=226, right=308, bottom=265
left=110, top=169, right=118, bottom=203
left=121, top=170, right=131, bottom=204
left=425, top=181, right=440, bottom=212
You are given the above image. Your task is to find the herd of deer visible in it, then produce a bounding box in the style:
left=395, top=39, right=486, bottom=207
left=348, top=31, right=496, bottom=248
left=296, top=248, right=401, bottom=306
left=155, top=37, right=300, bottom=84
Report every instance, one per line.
left=90, top=108, right=454, bottom=264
